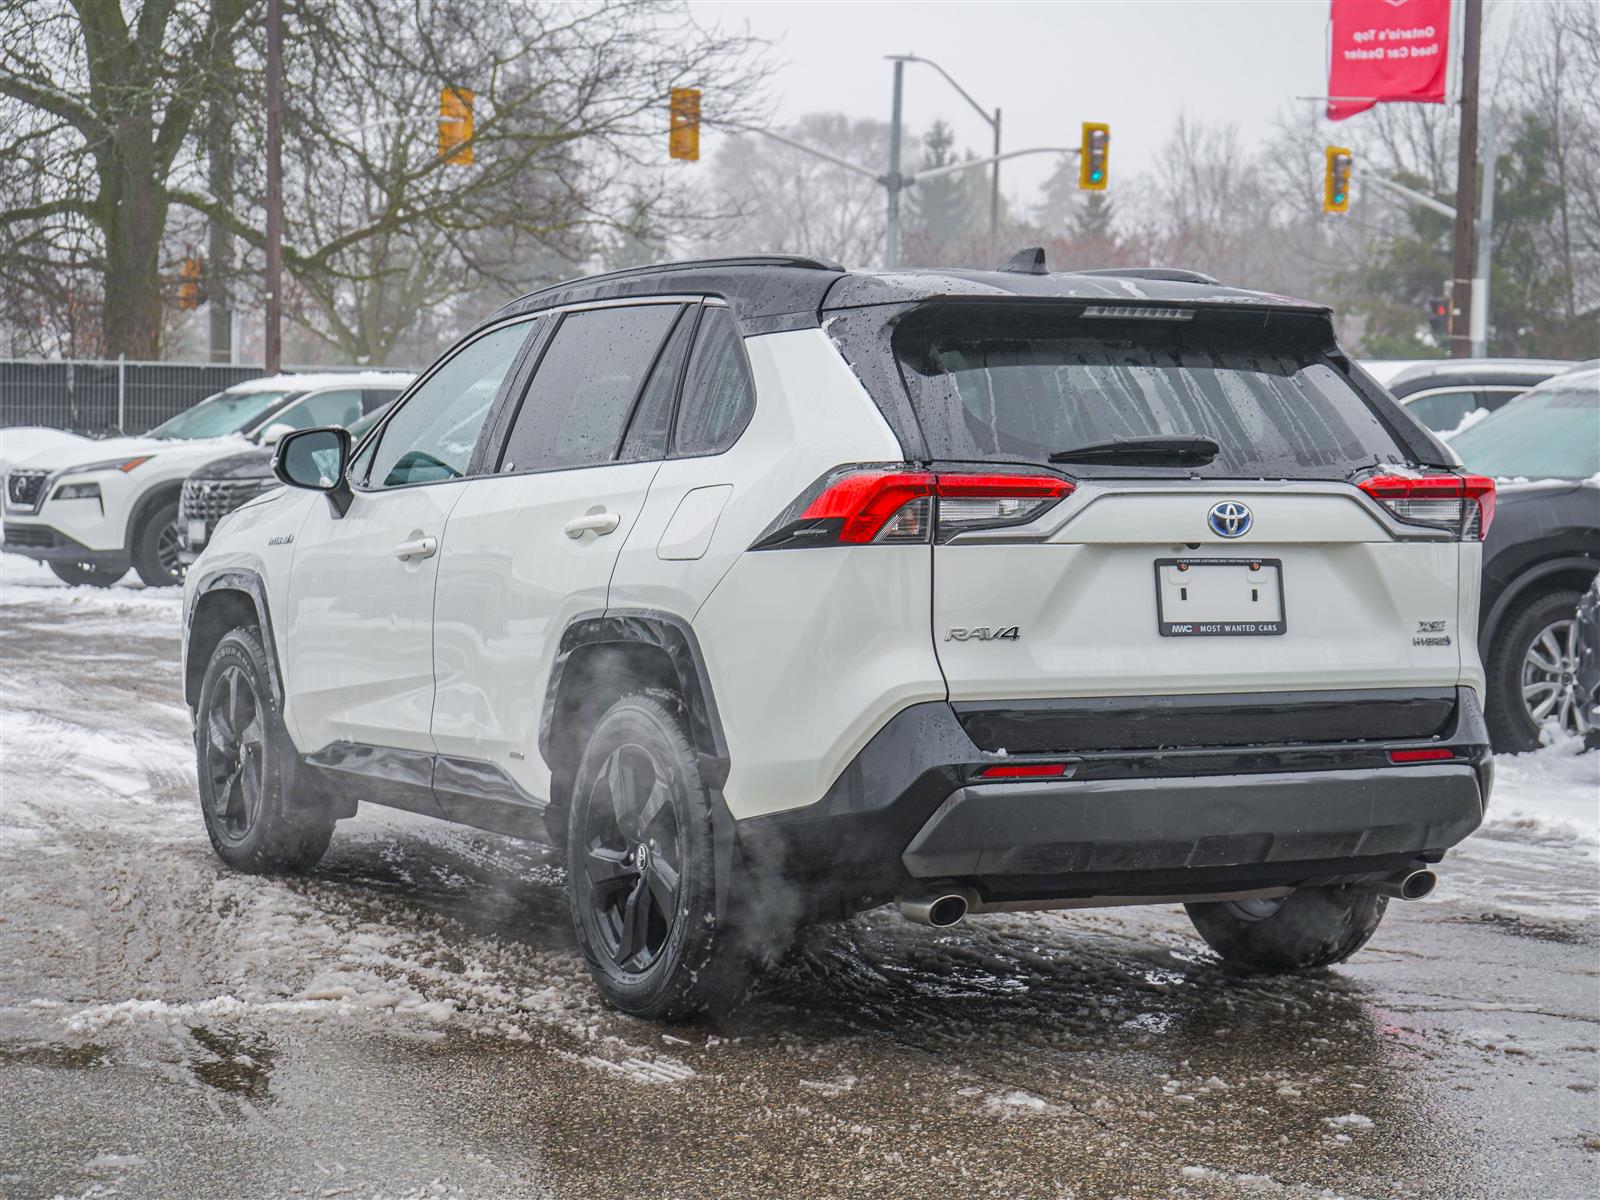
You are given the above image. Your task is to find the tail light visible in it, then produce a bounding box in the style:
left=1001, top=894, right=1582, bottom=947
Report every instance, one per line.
left=1357, top=472, right=1496, bottom=540
left=752, top=465, right=1073, bottom=550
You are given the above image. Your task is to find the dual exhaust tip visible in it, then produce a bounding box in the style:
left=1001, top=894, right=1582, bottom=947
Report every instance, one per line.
left=899, top=866, right=1438, bottom=927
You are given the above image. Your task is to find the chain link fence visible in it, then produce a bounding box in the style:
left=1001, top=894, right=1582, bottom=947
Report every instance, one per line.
left=0, top=359, right=390, bottom=436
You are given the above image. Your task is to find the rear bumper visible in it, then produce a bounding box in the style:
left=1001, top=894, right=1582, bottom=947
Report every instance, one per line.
left=736, top=686, right=1492, bottom=913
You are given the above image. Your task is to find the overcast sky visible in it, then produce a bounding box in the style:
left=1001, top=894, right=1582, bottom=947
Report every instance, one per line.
left=687, top=0, right=1526, bottom=212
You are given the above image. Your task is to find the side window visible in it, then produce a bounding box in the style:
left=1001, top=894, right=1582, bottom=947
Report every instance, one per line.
left=672, top=307, right=755, bottom=457
left=498, top=304, right=680, bottom=473
left=367, top=320, right=533, bottom=489
left=361, top=388, right=402, bottom=413
left=618, top=308, right=695, bottom=463
left=1405, top=389, right=1480, bottom=433
left=274, top=388, right=364, bottom=432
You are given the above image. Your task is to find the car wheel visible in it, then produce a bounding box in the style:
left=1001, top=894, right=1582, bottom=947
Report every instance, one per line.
left=196, top=626, right=333, bottom=874
left=1486, top=589, right=1587, bottom=753
left=1185, top=886, right=1388, bottom=973
left=566, top=692, right=757, bottom=1021
left=131, top=497, right=185, bottom=587
left=47, top=561, right=125, bottom=587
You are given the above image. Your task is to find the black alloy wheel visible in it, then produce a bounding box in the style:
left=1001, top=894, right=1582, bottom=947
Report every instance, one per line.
left=203, top=663, right=266, bottom=846
left=581, top=743, right=685, bottom=974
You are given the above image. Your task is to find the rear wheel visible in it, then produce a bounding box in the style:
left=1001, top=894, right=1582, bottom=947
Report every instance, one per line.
left=566, top=692, right=757, bottom=1021
left=48, top=561, right=125, bottom=587
left=1186, top=886, right=1388, bottom=973
left=196, top=627, right=333, bottom=874
left=131, top=497, right=184, bottom=587
left=1487, top=589, right=1586, bottom=752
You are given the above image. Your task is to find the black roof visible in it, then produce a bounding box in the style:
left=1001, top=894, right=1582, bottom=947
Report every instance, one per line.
left=491, top=253, right=1326, bottom=336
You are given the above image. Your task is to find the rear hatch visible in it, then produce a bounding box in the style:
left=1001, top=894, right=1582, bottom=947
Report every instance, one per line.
left=883, top=300, right=1487, bottom=708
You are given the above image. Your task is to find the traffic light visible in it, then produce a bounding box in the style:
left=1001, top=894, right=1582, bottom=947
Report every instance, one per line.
left=439, top=86, right=474, bottom=165
left=177, top=256, right=204, bottom=310
left=669, top=87, right=700, bottom=162
left=1426, top=297, right=1449, bottom=339
left=1323, top=146, right=1352, bottom=213
left=1079, top=122, right=1109, bottom=190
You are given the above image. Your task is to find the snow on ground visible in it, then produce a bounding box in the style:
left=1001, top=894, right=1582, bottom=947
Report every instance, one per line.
left=1488, top=735, right=1600, bottom=844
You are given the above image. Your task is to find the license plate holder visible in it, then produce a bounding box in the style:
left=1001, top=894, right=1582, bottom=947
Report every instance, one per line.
left=1155, top=557, right=1285, bottom=637
left=187, top=519, right=208, bottom=548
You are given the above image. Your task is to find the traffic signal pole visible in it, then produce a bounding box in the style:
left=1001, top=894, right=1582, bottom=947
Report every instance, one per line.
left=1448, top=0, right=1482, bottom=358
left=886, top=58, right=905, bottom=270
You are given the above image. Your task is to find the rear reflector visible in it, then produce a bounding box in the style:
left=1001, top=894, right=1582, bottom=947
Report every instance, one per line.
left=1357, top=473, right=1496, bottom=540
left=1388, top=748, right=1455, bottom=763
left=979, top=763, right=1071, bottom=778
left=752, top=465, right=1074, bottom=549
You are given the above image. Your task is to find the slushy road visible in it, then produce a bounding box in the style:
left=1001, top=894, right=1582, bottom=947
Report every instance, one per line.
left=1, top=564, right=1596, bottom=1199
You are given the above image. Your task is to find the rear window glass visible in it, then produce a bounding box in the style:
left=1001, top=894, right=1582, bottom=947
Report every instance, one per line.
left=1448, top=381, right=1600, bottom=480
left=893, top=309, right=1410, bottom=478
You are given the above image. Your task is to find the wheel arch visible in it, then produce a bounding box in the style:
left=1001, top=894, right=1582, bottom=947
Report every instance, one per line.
left=185, top=569, right=284, bottom=709
left=540, top=609, right=730, bottom=807
left=124, top=478, right=184, bottom=548
left=1481, top=556, right=1600, bottom=653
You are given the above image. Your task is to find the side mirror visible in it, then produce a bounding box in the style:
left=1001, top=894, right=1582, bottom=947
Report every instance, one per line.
left=258, top=422, right=295, bottom=446
left=274, top=426, right=353, bottom=516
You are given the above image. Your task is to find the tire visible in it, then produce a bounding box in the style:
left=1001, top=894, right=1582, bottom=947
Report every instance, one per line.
left=196, top=626, right=333, bottom=874
left=130, top=496, right=184, bottom=587
left=47, top=560, right=125, bottom=587
left=1186, top=886, right=1389, bottom=973
left=1485, top=588, right=1585, bottom=753
left=566, top=692, right=758, bottom=1021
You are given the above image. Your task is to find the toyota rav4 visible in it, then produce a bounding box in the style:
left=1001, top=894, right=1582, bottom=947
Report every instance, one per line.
left=181, top=253, right=1496, bottom=1020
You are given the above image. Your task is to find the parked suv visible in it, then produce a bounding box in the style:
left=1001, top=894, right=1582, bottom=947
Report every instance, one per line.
left=1370, top=357, right=1574, bottom=434
left=2, top=371, right=410, bottom=586
left=183, top=255, right=1495, bottom=1020
left=177, top=402, right=399, bottom=565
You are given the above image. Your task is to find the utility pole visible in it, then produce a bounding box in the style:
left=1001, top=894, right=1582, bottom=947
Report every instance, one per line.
left=264, top=0, right=284, bottom=375
left=1449, top=0, right=1482, bottom=359
left=886, top=58, right=905, bottom=270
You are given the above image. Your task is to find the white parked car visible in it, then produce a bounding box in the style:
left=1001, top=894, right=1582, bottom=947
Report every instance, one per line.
left=2, top=371, right=411, bottom=586
left=0, top=426, right=91, bottom=477
left=183, top=255, right=1496, bottom=1020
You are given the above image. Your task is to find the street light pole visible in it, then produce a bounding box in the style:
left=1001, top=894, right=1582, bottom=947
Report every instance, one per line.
left=886, top=58, right=904, bottom=270
left=264, top=0, right=284, bottom=375
left=888, top=55, right=1004, bottom=258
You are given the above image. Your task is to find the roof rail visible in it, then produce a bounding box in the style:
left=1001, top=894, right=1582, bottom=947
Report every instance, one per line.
left=1074, top=266, right=1222, bottom=286
left=513, top=254, right=846, bottom=304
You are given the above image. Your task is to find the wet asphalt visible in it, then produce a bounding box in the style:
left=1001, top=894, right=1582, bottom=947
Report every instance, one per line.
left=0, top=588, right=1596, bottom=1200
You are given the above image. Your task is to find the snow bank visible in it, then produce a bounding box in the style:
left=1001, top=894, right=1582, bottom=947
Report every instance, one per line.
left=0, top=554, right=180, bottom=613
left=1488, top=738, right=1600, bottom=844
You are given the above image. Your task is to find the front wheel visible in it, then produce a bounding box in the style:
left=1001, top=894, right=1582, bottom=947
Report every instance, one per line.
left=196, top=626, right=333, bottom=874
left=1186, top=886, right=1388, bottom=973
left=131, top=497, right=185, bottom=587
left=566, top=692, right=757, bottom=1021
left=48, top=560, right=125, bottom=587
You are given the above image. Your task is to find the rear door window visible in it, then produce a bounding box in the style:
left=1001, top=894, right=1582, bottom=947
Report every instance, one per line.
left=498, top=304, right=681, bottom=473
left=893, top=307, right=1409, bottom=479
left=672, top=307, right=755, bottom=457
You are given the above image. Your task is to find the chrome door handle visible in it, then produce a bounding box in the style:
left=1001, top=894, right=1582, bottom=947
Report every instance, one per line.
left=564, top=512, right=621, bottom=539
left=393, top=536, right=438, bottom=561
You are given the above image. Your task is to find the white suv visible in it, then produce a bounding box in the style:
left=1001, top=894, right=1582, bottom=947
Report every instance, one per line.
left=2, top=371, right=410, bottom=587
left=182, top=255, right=1496, bottom=1020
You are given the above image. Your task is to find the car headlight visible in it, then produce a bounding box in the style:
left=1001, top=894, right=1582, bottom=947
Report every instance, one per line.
left=61, top=455, right=152, bottom=474
left=54, top=482, right=102, bottom=500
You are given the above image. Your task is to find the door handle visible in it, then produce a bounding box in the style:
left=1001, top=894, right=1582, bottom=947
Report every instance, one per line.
left=393, top=535, right=438, bottom=561
left=564, top=512, right=621, bottom=539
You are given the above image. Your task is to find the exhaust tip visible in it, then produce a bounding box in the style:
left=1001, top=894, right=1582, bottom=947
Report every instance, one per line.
left=899, top=891, right=971, bottom=927
left=1399, top=868, right=1437, bottom=900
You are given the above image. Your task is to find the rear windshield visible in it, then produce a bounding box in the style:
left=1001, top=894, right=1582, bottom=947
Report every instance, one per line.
left=892, top=309, right=1410, bottom=478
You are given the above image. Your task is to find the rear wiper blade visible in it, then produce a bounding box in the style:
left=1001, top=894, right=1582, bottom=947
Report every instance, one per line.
left=1048, top=436, right=1220, bottom=466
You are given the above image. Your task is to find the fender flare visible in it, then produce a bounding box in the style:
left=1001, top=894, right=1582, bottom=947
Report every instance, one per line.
left=185, top=567, right=284, bottom=707
left=125, top=479, right=184, bottom=550
left=539, top=608, right=729, bottom=786
left=1481, top=556, right=1600, bottom=651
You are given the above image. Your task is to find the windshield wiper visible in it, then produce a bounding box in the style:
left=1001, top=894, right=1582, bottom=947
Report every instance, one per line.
left=1048, top=436, right=1220, bottom=467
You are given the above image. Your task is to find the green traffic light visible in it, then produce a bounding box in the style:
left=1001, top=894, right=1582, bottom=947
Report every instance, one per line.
left=1090, top=169, right=1103, bottom=182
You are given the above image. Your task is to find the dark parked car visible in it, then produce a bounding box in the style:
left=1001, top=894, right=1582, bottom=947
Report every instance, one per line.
left=178, top=402, right=395, bottom=563
left=1377, top=358, right=1574, bottom=434
left=1448, top=364, right=1600, bottom=749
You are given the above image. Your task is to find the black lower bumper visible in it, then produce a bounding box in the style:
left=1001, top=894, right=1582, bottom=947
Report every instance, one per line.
left=2, top=522, right=129, bottom=569
left=736, top=687, right=1493, bottom=914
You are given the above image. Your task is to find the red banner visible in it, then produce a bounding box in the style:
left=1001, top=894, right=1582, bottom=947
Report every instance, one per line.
left=1327, top=0, right=1451, bottom=121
